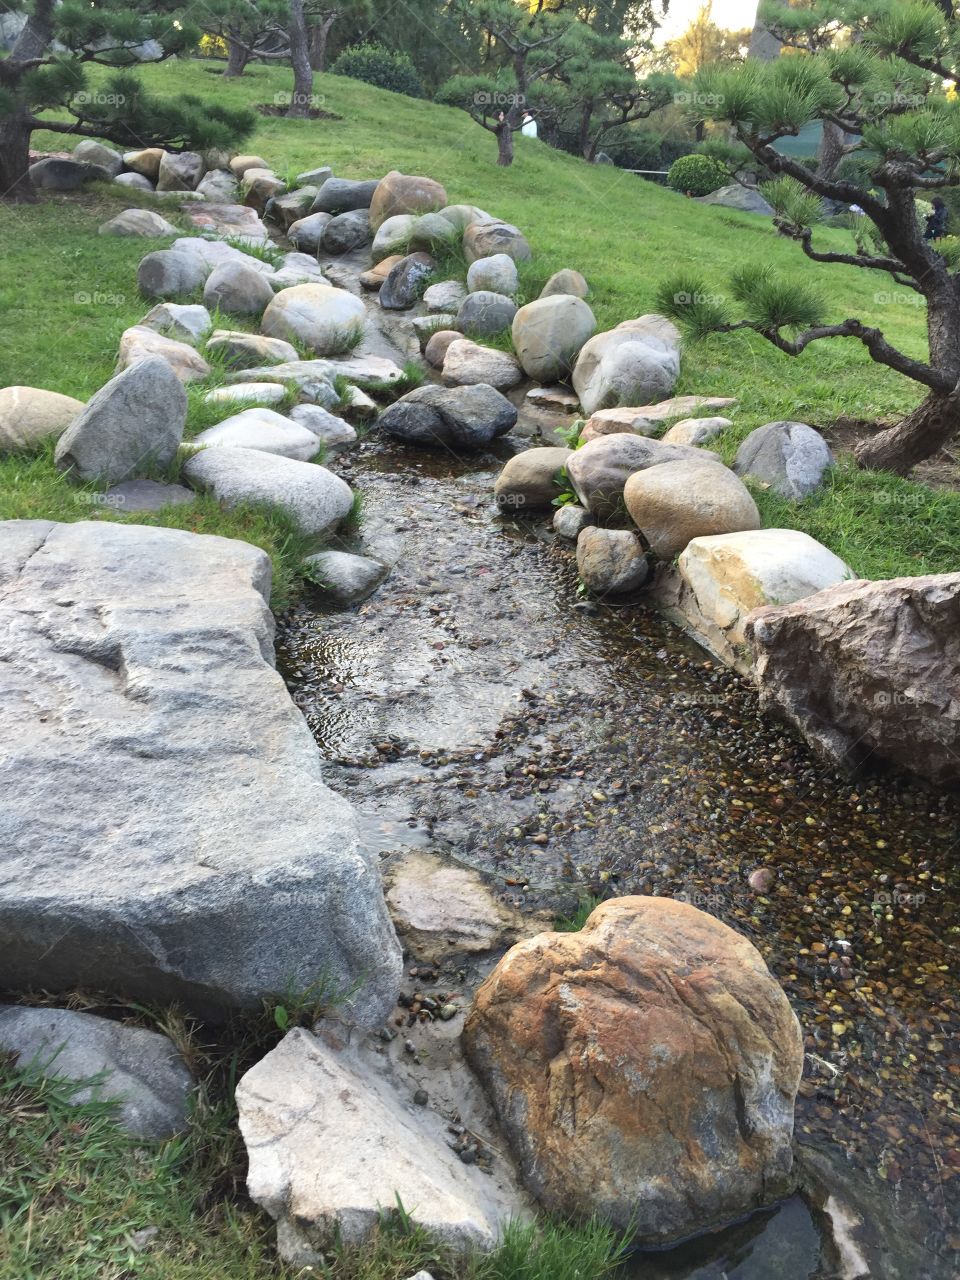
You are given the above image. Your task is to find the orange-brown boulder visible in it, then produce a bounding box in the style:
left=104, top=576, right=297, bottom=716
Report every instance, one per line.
left=462, top=896, right=802, bottom=1243
left=369, top=171, right=447, bottom=231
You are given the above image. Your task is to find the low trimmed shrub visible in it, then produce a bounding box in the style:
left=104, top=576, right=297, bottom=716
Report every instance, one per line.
left=667, top=153, right=729, bottom=197
left=331, top=42, right=425, bottom=98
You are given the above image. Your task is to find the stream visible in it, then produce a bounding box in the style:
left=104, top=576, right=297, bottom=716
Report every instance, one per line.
left=274, top=267, right=959, bottom=1280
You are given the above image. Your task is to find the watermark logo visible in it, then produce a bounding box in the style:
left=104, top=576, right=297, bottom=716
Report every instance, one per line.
left=474, top=90, right=525, bottom=108
left=75, top=290, right=125, bottom=307
left=673, top=290, right=725, bottom=306
left=873, top=889, right=925, bottom=907
left=75, top=492, right=126, bottom=509
left=273, top=90, right=326, bottom=110
left=872, top=91, right=925, bottom=109
left=872, top=689, right=920, bottom=708
left=674, top=91, right=725, bottom=108
left=75, top=90, right=126, bottom=107
left=873, top=289, right=923, bottom=308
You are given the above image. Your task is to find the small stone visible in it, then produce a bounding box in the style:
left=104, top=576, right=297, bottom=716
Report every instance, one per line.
left=748, top=867, right=775, bottom=893
left=413, top=1088, right=429, bottom=1106
left=439, top=1003, right=458, bottom=1021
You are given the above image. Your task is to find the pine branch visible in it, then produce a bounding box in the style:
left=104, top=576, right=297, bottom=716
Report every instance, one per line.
left=789, top=226, right=910, bottom=277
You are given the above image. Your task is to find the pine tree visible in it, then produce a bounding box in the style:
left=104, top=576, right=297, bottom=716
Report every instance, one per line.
left=0, top=0, right=255, bottom=199
left=658, top=0, right=960, bottom=473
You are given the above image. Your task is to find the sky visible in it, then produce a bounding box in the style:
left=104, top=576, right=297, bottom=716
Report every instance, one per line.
left=654, top=0, right=761, bottom=43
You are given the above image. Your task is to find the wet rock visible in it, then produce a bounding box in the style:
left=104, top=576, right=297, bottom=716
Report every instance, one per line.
left=748, top=867, right=775, bottom=893
left=322, top=209, right=372, bottom=255
left=733, top=421, right=834, bottom=500
left=656, top=528, right=854, bottom=673
left=463, top=221, right=532, bottom=265
left=0, top=1005, right=192, bottom=1138
left=463, top=896, right=802, bottom=1242
left=0, top=520, right=400, bottom=1019
left=425, top=329, right=461, bottom=369
left=525, top=386, right=580, bottom=412
left=237, top=1028, right=521, bottom=1260
left=104, top=479, right=196, bottom=512
left=511, top=295, right=596, bottom=382
left=662, top=416, right=732, bottom=446
left=290, top=404, right=357, bottom=448
left=379, top=383, right=517, bottom=451
left=494, top=446, right=572, bottom=512
left=572, top=315, right=680, bottom=416
left=304, top=549, right=388, bottom=604
left=386, top=852, right=530, bottom=963
left=289, top=211, right=333, bottom=254
left=193, top=408, right=321, bottom=461
left=456, top=290, right=519, bottom=339
left=140, top=303, right=212, bottom=344
left=157, top=150, right=205, bottom=192
left=99, top=209, right=177, bottom=237
left=184, top=448, right=353, bottom=537
left=74, top=139, right=123, bottom=176
left=137, top=249, right=207, bottom=301
left=466, top=254, right=519, bottom=297
left=370, top=171, right=448, bottom=230
left=379, top=252, right=436, bottom=311
left=423, top=280, right=468, bottom=314
left=553, top=504, right=591, bottom=539
left=567, top=433, right=720, bottom=520
left=202, top=260, right=275, bottom=318
left=539, top=268, right=589, bottom=299
left=624, top=459, right=761, bottom=559
left=748, top=573, right=960, bottom=783
left=204, top=330, right=298, bottom=368
left=0, top=387, right=83, bottom=454
left=312, top=177, right=380, bottom=215
left=576, top=527, right=649, bottom=595
left=262, top=285, right=366, bottom=355
left=55, top=357, right=186, bottom=483
left=441, top=339, right=523, bottom=391
left=117, top=325, right=211, bottom=383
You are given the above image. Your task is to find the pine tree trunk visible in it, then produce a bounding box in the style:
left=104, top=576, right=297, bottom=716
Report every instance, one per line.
left=287, top=0, right=313, bottom=118
left=497, top=122, right=514, bottom=167
left=816, top=120, right=846, bottom=181
left=0, top=108, right=36, bottom=202
left=855, top=393, right=960, bottom=474
left=308, top=12, right=338, bottom=72
left=224, top=37, right=250, bottom=77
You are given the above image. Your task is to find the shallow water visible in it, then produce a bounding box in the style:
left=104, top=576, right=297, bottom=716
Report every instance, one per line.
left=276, top=422, right=959, bottom=1279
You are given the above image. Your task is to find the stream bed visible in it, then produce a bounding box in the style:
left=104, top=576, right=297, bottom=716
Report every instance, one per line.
left=274, top=296, right=959, bottom=1278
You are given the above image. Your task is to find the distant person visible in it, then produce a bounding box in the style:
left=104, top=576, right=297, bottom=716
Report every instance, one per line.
left=521, top=111, right=538, bottom=139
left=925, top=196, right=948, bottom=241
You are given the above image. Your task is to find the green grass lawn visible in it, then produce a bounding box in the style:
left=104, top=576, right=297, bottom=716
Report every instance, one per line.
left=3, top=58, right=959, bottom=582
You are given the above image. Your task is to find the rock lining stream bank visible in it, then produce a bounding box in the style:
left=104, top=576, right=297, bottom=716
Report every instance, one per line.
left=277, top=407, right=959, bottom=1278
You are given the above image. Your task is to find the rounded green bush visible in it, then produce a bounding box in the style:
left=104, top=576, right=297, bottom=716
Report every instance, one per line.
left=667, top=153, right=729, bottom=197
left=331, top=43, right=425, bottom=99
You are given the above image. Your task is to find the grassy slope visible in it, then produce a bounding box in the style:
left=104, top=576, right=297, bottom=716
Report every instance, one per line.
left=4, top=59, right=959, bottom=579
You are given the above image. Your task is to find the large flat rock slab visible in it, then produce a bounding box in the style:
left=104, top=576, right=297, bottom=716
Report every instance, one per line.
left=0, top=520, right=401, bottom=1020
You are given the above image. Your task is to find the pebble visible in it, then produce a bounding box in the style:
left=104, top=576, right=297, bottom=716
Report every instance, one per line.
left=413, top=1088, right=429, bottom=1106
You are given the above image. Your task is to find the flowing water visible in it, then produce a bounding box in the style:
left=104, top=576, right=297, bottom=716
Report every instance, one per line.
left=275, top=291, right=959, bottom=1279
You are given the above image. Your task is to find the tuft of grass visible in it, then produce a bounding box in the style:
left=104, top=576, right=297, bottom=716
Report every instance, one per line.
left=341, top=489, right=365, bottom=535
left=222, top=236, right=285, bottom=268
left=555, top=896, right=605, bottom=932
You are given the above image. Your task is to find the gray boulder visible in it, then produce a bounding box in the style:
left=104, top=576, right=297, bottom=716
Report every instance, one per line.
left=0, top=520, right=400, bottom=1021
left=567, top=432, right=723, bottom=520
left=322, top=209, right=371, bottom=255
left=270, top=186, right=319, bottom=230
left=466, top=254, right=519, bottom=297
left=297, top=165, right=333, bottom=186
left=733, top=421, right=833, bottom=499
left=99, top=209, right=177, bottom=237
left=74, top=140, right=123, bottom=177
left=137, top=249, right=208, bottom=301
left=311, top=177, right=380, bottom=214
left=423, top=280, right=467, bottom=313
left=379, top=383, right=517, bottom=450
left=261, top=285, right=366, bottom=355
left=183, top=447, right=354, bottom=537
left=425, top=329, right=461, bottom=369
left=455, top=291, right=517, bottom=339
left=576, top=527, right=649, bottom=595
left=289, top=212, right=333, bottom=254
left=540, top=269, right=589, bottom=299
left=54, top=357, right=186, bottom=484
left=0, top=1005, right=192, bottom=1138
left=114, top=171, right=154, bottom=193
left=290, top=404, right=357, bottom=448
left=104, top=479, right=196, bottom=512
left=157, top=150, right=205, bottom=192
left=204, top=330, right=299, bottom=368
left=697, top=184, right=774, bottom=216
left=271, top=251, right=329, bottom=290
left=441, top=339, right=523, bottom=391
left=192, top=408, right=321, bottom=461
left=195, top=168, right=237, bottom=202
left=553, top=504, right=591, bottom=539
left=463, top=221, right=532, bottom=265
left=304, top=550, right=389, bottom=604
left=140, top=302, right=212, bottom=344
left=379, top=253, right=436, bottom=311
left=28, top=157, right=107, bottom=191
left=408, top=211, right=459, bottom=255
left=511, top=295, right=596, bottom=382
left=371, top=214, right=417, bottom=263
left=573, top=316, right=681, bottom=417
left=494, top=446, right=572, bottom=511
left=203, top=260, right=276, bottom=317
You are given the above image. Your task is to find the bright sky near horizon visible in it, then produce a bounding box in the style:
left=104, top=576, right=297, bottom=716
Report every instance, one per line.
left=654, top=0, right=760, bottom=42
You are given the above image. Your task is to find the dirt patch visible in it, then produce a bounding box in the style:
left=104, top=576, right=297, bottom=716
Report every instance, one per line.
left=825, top=416, right=960, bottom=490
left=255, top=103, right=342, bottom=121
